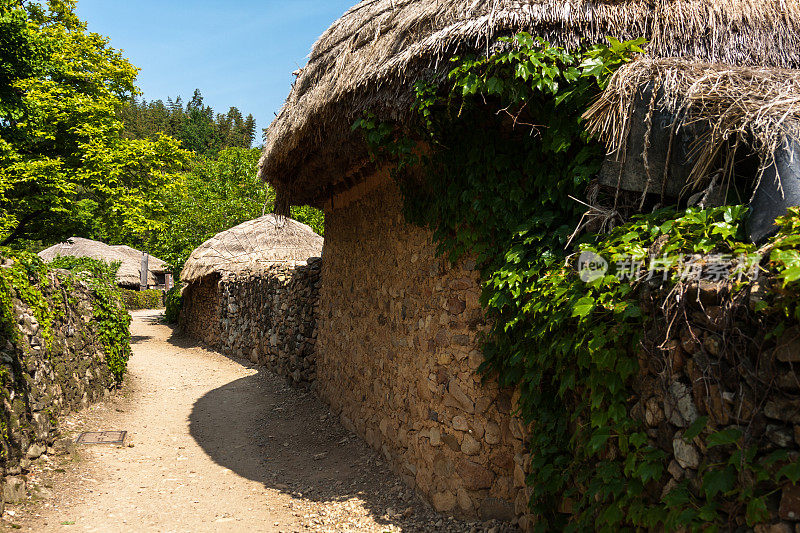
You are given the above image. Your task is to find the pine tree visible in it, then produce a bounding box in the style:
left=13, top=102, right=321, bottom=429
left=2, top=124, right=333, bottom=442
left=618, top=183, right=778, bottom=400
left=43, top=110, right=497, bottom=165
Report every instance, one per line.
left=188, top=88, right=203, bottom=111
left=115, top=89, right=258, bottom=154
left=243, top=114, right=256, bottom=147
left=225, top=106, right=244, bottom=147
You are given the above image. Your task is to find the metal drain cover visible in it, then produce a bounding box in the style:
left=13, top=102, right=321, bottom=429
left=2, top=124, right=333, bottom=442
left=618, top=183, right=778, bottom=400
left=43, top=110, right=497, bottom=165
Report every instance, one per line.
left=75, top=431, right=127, bottom=445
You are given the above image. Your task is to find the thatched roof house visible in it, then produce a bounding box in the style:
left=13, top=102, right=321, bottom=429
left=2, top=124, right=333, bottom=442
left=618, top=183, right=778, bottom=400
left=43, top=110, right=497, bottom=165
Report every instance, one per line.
left=256, top=0, right=800, bottom=527
left=180, top=214, right=323, bottom=283
left=178, top=215, right=323, bottom=355
left=259, top=0, right=800, bottom=209
left=39, top=237, right=169, bottom=289
left=584, top=58, right=800, bottom=231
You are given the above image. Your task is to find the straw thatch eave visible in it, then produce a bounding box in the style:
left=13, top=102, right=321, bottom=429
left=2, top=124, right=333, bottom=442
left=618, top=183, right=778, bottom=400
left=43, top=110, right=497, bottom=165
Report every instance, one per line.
left=110, top=245, right=169, bottom=275
left=180, top=214, right=323, bottom=284
left=584, top=59, right=800, bottom=198
left=259, top=0, right=800, bottom=208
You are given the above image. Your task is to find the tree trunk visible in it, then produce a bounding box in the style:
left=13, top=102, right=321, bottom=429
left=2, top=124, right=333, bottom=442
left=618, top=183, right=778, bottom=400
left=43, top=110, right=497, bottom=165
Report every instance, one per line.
left=0, top=210, right=43, bottom=247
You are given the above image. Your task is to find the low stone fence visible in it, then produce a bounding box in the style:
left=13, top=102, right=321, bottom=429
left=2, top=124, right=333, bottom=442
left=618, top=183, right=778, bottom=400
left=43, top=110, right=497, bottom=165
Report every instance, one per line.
left=180, top=258, right=321, bottom=386
left=0, top=261, right=119, bottom=506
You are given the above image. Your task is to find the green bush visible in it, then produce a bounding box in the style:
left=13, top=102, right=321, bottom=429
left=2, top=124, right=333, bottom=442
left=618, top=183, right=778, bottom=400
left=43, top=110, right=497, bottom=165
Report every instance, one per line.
left=49, top=255, right=122, bottom=282
left=164, top=285, right=182, bottom=324
left=119, top=289, right=163, bottom=310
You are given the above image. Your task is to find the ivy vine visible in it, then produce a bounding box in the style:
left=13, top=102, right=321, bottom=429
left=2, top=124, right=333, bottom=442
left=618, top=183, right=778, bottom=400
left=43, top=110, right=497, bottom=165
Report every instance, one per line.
left=49, top=256, right=131, bottom=383
left=0, top=250, right=54, bottom=349
left=355, top=34, right=800, bottom=530
left=0, top=252, right=132, bottom=383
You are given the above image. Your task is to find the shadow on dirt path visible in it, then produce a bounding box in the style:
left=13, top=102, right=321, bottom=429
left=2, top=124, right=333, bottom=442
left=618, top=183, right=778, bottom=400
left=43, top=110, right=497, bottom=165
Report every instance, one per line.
left=5, top=310, right=511, bottom=533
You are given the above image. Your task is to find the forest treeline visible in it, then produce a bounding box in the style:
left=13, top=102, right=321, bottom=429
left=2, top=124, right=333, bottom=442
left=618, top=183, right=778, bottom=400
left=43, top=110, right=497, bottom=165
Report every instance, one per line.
left=0, top=0, right=322, bottom=277
left=120, top=90, right=257, bottom=155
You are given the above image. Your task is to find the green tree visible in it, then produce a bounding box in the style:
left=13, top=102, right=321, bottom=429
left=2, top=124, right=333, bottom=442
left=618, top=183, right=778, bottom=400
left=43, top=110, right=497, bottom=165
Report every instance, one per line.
left=145, top=147, right=273, bottom=273
left=120, top=91, right=259, bottom=153
left=145, top=147, right=323, bottom=275
left=0, top=0, right=188, bottom=248
left=243, top=113, right=256, bottom=147
left=0, top=3, right=44, bottom=122
left=177, top=89, right=216, bottom=154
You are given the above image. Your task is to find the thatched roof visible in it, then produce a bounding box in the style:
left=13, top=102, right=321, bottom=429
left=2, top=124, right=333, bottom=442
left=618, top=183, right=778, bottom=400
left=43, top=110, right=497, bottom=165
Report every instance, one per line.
left=38, top=238, right=169, bottom=287
left=584, top=58, right=800, bottom=198
left=180, top=214, right=323, bottom=283
left=110, top=245, right=169, bottom=274
left=259, top=0, right=800, bottom=208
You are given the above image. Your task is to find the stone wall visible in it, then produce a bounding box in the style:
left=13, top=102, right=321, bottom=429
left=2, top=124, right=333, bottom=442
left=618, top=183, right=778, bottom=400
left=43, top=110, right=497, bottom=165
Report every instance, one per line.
left=179, top=274, right=222, bottom=347
left=317, top=177, right=533, bottom=526
left=631, top=280, right=800, bottom=530
left=0, top=261, right=118, bottom=506
left=317, top=172, right=800, bottom=529
left=179, top=260, right=321, bottom=386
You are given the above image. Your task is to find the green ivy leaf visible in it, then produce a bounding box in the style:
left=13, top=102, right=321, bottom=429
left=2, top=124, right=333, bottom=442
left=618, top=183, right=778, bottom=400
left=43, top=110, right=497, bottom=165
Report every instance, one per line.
left=572, top=295, right=596, bottom=319
left=486, top=76, right=503, bottom=94
left=683, top=416, right=707, bottom=441
left=588, top=426, right=612, bottom=453
left=778, top=461, right=800, bottom=484
left=745, top=497, right=770, bottom=526
left=662, top=482, right=691, bottom=507
left=702, top=467, right=735, bottom=498
left=635, top=459, right=663, bottom=483
left=707, top=428, right=742, bottom=448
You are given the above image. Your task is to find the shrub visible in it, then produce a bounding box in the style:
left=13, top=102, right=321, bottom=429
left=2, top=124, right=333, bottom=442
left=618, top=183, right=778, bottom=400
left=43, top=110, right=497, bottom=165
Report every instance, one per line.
left=49, top=255, right=121, bottom=282
left=119, top=289, right=163, bottom=310
left=164, top=285, right=182, bottom=324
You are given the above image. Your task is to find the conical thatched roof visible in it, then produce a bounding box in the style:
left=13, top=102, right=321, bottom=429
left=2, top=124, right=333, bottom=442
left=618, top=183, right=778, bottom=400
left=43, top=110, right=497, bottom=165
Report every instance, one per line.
left=258, top=0, right=800, bottom=208
left=38, top=238, right=169, bottom=287
left=180, top=214, right=324, bottom=283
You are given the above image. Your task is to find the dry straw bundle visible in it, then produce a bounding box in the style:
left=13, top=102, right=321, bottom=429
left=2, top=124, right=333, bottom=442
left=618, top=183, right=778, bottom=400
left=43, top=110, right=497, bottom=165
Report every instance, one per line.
left=258, top=0, right=800, bottom=207
left=585, top=59, right=800, bottom=197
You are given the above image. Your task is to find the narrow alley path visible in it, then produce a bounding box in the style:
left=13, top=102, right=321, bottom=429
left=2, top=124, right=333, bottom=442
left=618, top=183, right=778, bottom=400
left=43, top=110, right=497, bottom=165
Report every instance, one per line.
left=9, top=311, right=503, bottom=533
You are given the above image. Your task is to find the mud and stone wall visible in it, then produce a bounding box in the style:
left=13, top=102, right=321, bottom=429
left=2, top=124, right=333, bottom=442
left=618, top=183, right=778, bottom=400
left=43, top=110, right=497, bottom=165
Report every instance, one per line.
left=316, top=172, right=800, bottom=530
left=179, top=260, right=321, bottom=386
left=0, top=262, right=118, bottom=506
left=631, top=280, right=800, bottom=530
left=317, top=177, right=534, bottom=526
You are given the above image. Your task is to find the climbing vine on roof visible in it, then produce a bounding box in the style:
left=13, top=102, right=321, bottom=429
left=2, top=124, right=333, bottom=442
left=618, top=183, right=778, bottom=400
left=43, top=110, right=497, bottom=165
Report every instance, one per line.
left=356, top=34, right=800, bottom=530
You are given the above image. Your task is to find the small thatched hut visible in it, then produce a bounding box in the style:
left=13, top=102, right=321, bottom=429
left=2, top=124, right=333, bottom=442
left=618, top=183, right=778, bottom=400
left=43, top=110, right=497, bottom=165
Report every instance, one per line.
left=178, top=214, right=323, bottom=350
left=38, top=237, right=170, bottom=289
left=257, top=0, right=800, bottom=526
left=180, top=214, right=323, bottom=284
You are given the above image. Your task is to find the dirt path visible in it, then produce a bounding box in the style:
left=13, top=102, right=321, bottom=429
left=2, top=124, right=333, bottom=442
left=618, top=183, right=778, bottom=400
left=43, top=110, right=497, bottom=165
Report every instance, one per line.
left=5, top=310, right=507, bottom=533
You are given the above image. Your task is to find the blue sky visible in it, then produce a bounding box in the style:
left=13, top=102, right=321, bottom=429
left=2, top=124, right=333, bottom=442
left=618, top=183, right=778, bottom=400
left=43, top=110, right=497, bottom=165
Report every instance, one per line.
left=76, top=0, right=356, bottom=145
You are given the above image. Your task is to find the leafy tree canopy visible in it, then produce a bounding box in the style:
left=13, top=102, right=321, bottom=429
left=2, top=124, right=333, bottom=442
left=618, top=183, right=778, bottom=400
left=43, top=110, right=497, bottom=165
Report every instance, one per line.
left=141, top=147, right=323, bottom=276
left=0, top=0, right=323, bottom=270
left=0, top=0, right=189, bottom=248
